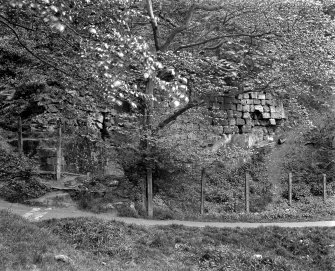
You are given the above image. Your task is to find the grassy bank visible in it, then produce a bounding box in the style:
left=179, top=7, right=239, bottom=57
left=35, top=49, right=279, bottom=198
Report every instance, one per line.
left=1, top=210, right=334, bottom=271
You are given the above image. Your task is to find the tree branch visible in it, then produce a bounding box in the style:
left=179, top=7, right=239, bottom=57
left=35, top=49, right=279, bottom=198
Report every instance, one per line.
left=0, top=19, right=88, bottom=81
left=175, top=32, right=273, bottom=52
left=194, top=2, right=226, bottom=11
left=146, top=0, right=160, bottom=51
left=155, top=100, right=205, bottom=132
left=160, top=4, right=196, bottom=51
left=0, top=14, right=35, bottom=31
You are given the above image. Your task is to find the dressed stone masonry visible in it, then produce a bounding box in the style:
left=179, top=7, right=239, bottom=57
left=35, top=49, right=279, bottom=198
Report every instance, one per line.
left=207, top=91, right=286, bottom=138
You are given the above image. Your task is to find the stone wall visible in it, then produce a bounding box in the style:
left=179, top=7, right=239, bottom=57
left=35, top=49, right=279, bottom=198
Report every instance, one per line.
left=208, top=91, right=286, bottom=135
left=163, top=91, right=286, bottom=149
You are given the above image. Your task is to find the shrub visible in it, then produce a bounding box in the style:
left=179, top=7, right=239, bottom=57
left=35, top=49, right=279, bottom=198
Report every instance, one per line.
left=0, top=177, right=49, bottom=202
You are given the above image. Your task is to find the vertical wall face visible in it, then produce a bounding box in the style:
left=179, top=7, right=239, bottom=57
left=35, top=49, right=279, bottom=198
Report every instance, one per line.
left=207, top=91, right=286, bottom=147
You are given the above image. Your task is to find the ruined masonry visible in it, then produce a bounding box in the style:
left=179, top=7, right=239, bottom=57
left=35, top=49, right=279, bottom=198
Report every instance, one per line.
left=208, top=91, right=286, bottom=140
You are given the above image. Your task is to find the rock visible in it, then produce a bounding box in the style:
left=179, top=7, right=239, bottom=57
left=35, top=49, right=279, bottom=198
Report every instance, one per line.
left=252, top=254, right=263, bottom=260
left=254, top=105, right=263, bottom=112
left=54, top=255, right=72, bottom=264
left=278, top=138, right=286, bottom=144
left=104, top=159, right=125, bottom=178
left=27, top=191, right=76, bottom=208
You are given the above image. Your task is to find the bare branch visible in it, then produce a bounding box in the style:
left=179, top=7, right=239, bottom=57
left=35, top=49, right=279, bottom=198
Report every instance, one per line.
left=155, top=100, right=205, bottom=131
left=194, top=2, right=226, bottom=11
left=146, top=0, right=160, bottom=51
left=0, top=14, right=35, bottom=31
left=0, top=19, right=87, bottom=81
left=160, top=5, right=196, bottom=51
left=175, top=32, right=273, bottom=52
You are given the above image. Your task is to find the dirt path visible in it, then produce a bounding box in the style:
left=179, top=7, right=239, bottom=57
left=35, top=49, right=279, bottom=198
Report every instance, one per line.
left=1, top=199, right=334, bottom=228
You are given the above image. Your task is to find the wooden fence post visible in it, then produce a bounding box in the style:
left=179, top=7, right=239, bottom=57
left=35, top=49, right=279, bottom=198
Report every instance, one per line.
left=200, top=168, right=205, bottom=215
left=323, top=174, right=327, bottom=203
left=288, top=172, right=292, bottom=206
left=147, top=167, right=153, bottom=218
left=56, top=120, right=62, bottom=181
left=17, top=116, right=23, bottom=156
left=245, top=172, right=250, bottom=213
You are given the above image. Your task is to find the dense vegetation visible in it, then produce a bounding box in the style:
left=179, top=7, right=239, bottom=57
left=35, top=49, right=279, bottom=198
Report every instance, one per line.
left=1, top=210, right=334, bottom=271
left=0, top=0, right=334, bottom=217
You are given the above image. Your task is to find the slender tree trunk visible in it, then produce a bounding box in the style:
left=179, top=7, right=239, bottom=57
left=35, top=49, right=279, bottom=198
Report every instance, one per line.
left=144, top=78, right=154, bottom=218
left=56, top=120, right=62, bottom=181
left=17, top=116, right=23, bottom=157
left=147, top=167, right=153, bottom=217
left=200, top=168, right=205, bottom=215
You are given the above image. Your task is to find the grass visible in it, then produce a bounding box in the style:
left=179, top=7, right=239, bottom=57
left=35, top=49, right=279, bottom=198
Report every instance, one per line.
left=37, top=217, right=335, bottom=271
left=1, top=210, right=335, bottom=270
left=0, top=210, right=118, bottom=271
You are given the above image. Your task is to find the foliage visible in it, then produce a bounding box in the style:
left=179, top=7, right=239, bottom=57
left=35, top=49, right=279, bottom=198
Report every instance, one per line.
left=0, top=177, right=50, bottom=202
left=0, top=150, right=33, bottom=181
left=38, top=216, right=335, bottom=271
left=0, top=210, right=115, bottom=271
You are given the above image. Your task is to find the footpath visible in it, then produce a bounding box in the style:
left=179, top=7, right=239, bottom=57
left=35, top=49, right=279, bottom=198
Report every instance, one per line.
left=0, top=199, right=334, bottom=228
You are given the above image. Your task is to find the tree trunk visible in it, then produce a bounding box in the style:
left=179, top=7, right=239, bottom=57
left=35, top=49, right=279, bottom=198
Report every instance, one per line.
left=147, top=167, right=153, bottom=218
left=17, top=116, right=23, bottom=157
left=56, top=120, right=62, bottom=181
left=144, top=78, right=154, bottom=217
left=200, top=168, right=205, bottom=215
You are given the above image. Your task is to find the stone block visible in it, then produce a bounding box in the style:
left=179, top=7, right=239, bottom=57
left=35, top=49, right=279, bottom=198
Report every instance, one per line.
left=258, top=93, right=266, bottom=99
left=271, top=112, right=282, bottom=119
left=243, top=93, right=250, bottom=99
left=261, top=100, right=266, bottom=105
left=263, top=105, right=270, bottom=112
left=265, top=99, right=274, bottom=106
left=253, top=99, right=261, bottom=105
left=229, top=119, right=236, bottom=126
left=237, top=94, right=243, bottom=99
left=254, top=105, right=263, bottom=112
left=242, top=125, right=252, bottom=133
left=250, top=92, right=258, bottom=99
left=246, top=119, right=253, bottom=126
left=247, top=99, right=253, bottom=105
left=237, top=104, right=243, bottom=111
left=233, top=126, right=240, bottom=133
left=265, top=93, right=272, bottom=99
left=243, top=112, right=251, bottom=119
left=233, top=98, right=240, bottom=104
left=262, top=112, right=271, bottom=119
left=213, top=126, right=224, bottom=134
left=241, top=99, right=248, bottom=105
left=270, top=106, right=276, bottom=112
left=260, top=120, right=268, bottom=126
left=227, top=110, right=234, bottom=117
left=228, top=104, right=236, bottom=110
left=269, top=119, right=276, bottom=125
left=250, top=105, right=255, bottom=112
left=219, top=119, right=229, bottom=126
left=242, top=105, right=250, bottom=112
left=233, top=111, right=242, bottom=118
left=236, top=118, right=245, bottom=125
left=223, top=126, right=233, bottom=134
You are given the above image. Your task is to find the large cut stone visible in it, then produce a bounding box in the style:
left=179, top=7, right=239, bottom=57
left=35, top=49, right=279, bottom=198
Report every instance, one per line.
left=262, top=112, right=271, bottom=119
left=236, top=118, right=246, bottom=125
left=254, top=105, right=264, bottom=112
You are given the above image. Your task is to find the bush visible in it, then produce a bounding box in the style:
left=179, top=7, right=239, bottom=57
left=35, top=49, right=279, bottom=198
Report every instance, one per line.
left=0, top=177, right=49, bottom=202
